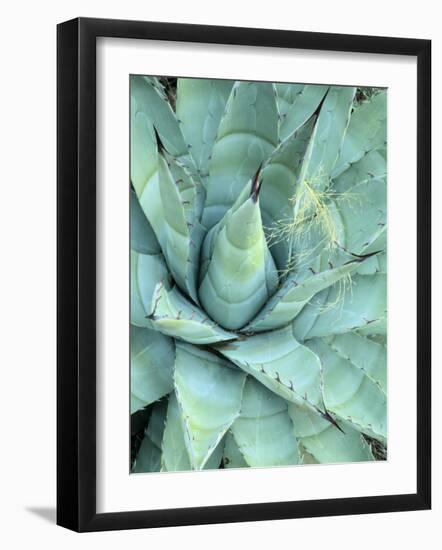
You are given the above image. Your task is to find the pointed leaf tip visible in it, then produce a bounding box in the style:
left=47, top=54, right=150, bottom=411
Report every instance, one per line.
left=153, top=125, right=167, bottom=154
left=320, top=409, right=346, bottom=434
left=250, top=163, right=263, bottom=203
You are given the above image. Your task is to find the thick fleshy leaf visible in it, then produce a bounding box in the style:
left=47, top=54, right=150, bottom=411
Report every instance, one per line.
left=161, top=392, right=191, bottom=471
left=217, top=325, right=323, bottom=411
left=198, top=224, right=218, bottom=285
left=288, top=403, right=374, bottom=463
left=287, top=199, right=337, bottom=274
left=285, top=90, right=355, bottom=263
left=154, top=153, right=205, bottom=302
left=292, top=273, right=387, bottom=340
left=231, top=378, right=300, bottom=467
left=130, top=115, right=163, bottom=242
left=300, top=447, right=319, bottom=464
left=144, top=76, right=166, bottom=95
left=130, top=251, right=169, bottom=327
left=165, top=150, right=205, bottom=222
left=176, top=78, right=234, bottom=185
left=332, top=147, right=386, bottom=194
left=174, top=344, right=246, bottom=469
left=199, top=180, right=254, bottom=279
left=280, top=85, right=329, bottom=140
left=291, top=88, right=356, bottom=227
left=360, top=226, right=386, bottom=256
left=130, top=325, right=175, bottom=413
left=161, top=393, right=224, bottom=471
left=332, top=177, right=387, bottom=256
left=355, top=316, right=386, bottom=336
left=332, top=91, right=387, bottom=178
left=223, top=431, right=248, bottom=469
left=356, top=251, right=386, bottom=275
left=243, top=258, right=363, bottom=333
left=199, top=182, right=278, bottom=330
left=275, top=83, right=304, bottom=119
left=131, top=77, right=201, bottom=218
left=307, top=338, right=387, bottom=441
left=260, top=117, right=316, bottom=270
left=204, top=440, right=225, bottom=469
left=146, top=399, right=168, bottom=448
left=202, top=81, right=278, bottom=228
left=131, top=89, right=158, bottom=195
left=148, top=282, right=237, bottom=344
left=131, top=84, right=204, bottom=302
left=131, top=76, right=194, bottom=169
left=288, top=174, right=386, bottom=280
left=132, top=434, right=161, bottom=473
left=325, top=332, right=387, bottom=394
left=131, top=395, right=147, bottom=415
left=367, top=333, right=387, bottom=346
left=130, top=189, right=160, bottom=254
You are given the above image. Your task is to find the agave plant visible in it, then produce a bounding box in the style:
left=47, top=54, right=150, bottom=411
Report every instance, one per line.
left=130, top=76, right=387, bottom=472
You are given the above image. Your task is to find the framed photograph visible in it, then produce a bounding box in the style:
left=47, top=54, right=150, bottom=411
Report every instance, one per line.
left=57, top=17, right=431, bottom=532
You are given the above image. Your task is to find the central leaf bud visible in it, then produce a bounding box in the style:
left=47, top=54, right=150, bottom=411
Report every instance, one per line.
left=198, top=176, right=278, bottom=330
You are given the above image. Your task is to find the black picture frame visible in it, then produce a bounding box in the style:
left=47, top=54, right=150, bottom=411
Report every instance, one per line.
left=57, top=17, right=431, bottom=532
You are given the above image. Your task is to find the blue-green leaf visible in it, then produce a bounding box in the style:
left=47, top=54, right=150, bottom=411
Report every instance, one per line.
left=288, top=403, right=374, bottom=463
left=332, top=177, right=386, bottom=256
left=154, top=153, right=205, bottom=303
left=231, top=378, right=300, bottom=467
left=260, top=116, right=316, bottom=270
left=217, top=325, right=323, bottom=410
left=325, top=332, right=386, bottom=394
left=199, top=179, right=278, bottom=330
left=280, top=85, right=329, bottom=140
left=356, top=251, right=386, bottom=275
left=130, top=189, right=160, bottom=255
left=132, top=434, right=161, bottom=473
left=223, top=431, right=248, bottom=468
left=131, top=76, right=194, bottom=170
left=332, top=91, right=387, bottom=178
left=274, top=83, right=304, bottom=119
left=130, top=325, right=174, bottom=413
left=161, top=393, right=225, bottom=471
left=292, top=273, right=387, bottom=340
left=146, top=399, right=168, bottom=448
left=148, top=281, right=237, bottom=344
left=332, top=147, right=386, bottom=194
left=302, top=86, right=356, bottom=184
left=307, top=338, right=386, bottom=441
left=174, top=343, right=246, bottom=469
left=130, top=395, right=146, bottom=415
left=130, top=251, right=169, bottom=328
left=176, top=78, right=234, bottom=185
left=202, top=81, right=278, bottom=228
left=244, top=258, right=363, bottom=332
left=131, top=82, right=204, bottom=303
left=161, top=392, right=191, bottom=472
left=131, top=87, right=158, bottom=196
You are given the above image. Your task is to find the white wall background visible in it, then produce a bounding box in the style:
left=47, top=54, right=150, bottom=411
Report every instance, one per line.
left=0, top=0, right=439, bottom=547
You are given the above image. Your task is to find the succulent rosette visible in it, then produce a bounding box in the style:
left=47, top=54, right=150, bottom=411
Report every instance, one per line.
left=130, top=76, right=387, bottom=472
